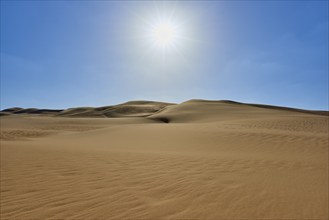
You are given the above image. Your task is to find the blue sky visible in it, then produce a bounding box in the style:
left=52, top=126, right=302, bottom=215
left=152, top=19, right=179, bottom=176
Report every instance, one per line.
left=1, top=1, right=328, bottom=110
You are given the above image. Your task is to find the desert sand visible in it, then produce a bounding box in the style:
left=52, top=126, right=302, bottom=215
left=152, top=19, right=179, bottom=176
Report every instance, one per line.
left=1, top=100, right=328, bottom=219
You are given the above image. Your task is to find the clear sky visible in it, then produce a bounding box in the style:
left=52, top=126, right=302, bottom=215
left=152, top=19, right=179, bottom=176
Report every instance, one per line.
left=1, top=1, right=328, bottom=110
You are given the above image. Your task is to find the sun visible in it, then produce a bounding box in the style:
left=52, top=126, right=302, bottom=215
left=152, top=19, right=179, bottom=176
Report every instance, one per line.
left=149, top=20, right=180, bottom=50
left=136, top=2, right=189, bottom=53
left=151, top=21, right=178, bottom=48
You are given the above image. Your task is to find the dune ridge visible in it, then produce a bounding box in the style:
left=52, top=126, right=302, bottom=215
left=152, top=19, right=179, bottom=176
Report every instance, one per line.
left=1, top=99, right=327, bottom=118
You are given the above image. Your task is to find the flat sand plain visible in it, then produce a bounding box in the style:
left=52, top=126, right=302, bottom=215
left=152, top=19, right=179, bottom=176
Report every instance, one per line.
left=1, top=100, right=328, bottom=219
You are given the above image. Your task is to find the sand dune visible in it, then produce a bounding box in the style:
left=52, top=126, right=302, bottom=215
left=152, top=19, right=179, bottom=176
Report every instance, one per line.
left=150, top=99, right=328, bottom=123
left=1, top=100, right=328, bottom=219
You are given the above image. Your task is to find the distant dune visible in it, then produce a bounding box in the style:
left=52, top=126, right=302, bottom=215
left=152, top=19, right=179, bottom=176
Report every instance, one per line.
left=1, top=100, right=328, bottom=219
left=1, top=100, right=175, bottom=118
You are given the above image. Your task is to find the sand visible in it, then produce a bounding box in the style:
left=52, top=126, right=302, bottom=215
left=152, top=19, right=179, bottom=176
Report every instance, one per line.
left=1, top=100, right=328, bottom=219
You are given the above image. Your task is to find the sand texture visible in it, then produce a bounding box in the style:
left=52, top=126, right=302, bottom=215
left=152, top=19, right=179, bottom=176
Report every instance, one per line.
left=1, top=100, right=328, bottom=219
